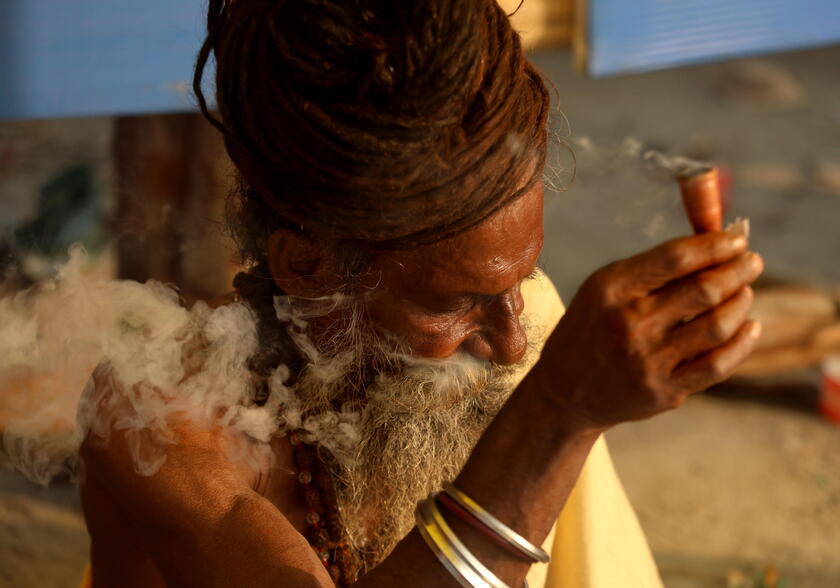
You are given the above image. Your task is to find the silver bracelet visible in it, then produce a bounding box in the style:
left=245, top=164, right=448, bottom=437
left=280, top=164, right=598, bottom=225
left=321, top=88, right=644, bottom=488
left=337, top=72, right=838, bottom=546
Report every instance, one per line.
left=442, top=482, right=550, bottom=564
left=416, top=496, right=512, bottom=588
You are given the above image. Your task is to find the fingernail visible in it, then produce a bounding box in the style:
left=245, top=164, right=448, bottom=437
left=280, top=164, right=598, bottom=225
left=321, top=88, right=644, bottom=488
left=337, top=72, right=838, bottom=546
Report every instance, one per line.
left=749, top=321, right=762, bottom=338
left=732, top=235, right=748, bottom=249
left=750, top=252, right=764, bottom=270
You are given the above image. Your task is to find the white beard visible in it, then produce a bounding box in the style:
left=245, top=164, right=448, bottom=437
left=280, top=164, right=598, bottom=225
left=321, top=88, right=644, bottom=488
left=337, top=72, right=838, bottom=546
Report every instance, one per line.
left=270, top=294, right=532, bottom=570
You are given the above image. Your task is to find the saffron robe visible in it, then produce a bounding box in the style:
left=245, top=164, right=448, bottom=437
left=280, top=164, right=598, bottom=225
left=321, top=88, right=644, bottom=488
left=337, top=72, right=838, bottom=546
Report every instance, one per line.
left=520, top=274, right=664, bottom=588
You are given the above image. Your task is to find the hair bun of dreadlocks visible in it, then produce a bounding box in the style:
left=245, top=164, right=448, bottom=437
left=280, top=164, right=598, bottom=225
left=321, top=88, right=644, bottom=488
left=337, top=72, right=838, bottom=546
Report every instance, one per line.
left=261, top=1, right=392, bottom=92
left=235, top=1, right=484, bottom=120
left=198, top=0, right=549, bottom=250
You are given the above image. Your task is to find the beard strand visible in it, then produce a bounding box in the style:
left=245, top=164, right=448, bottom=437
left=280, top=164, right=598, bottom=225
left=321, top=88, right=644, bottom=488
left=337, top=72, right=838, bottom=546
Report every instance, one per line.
left=274, top=294, right=531, bottom=569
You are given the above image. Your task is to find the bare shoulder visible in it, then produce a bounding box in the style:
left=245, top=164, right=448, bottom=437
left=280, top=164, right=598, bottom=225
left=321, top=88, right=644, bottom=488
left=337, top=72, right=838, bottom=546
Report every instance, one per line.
left=80, top=428, right=309, bottom=584
left=81, top=473, right=167, bottom=588
left=203, top=293, right=306, bottom=527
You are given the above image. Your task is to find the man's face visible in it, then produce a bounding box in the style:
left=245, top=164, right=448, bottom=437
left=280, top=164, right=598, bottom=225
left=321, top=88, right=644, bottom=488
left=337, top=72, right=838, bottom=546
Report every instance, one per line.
left=359, top=182, right=545, bottom=365
left=273, top=183, right=544, bottom=564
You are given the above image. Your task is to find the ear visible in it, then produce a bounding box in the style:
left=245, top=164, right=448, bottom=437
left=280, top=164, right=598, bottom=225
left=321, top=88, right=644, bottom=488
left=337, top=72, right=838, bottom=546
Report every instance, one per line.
left=266, top=229, right=343, bottom=297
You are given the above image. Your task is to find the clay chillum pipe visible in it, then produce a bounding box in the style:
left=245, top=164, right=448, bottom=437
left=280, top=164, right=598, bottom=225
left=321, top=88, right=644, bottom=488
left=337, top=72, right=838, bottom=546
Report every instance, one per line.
left=678, top=166, right=723, bottom=234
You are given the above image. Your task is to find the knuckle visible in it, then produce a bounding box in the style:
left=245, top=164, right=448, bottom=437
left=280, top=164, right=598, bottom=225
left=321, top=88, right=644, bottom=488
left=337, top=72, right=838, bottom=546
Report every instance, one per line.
left=625, top=326, right=646, bottom=354
left=624, top=296, right=646, bottom=316
left=617, top=302, right=639, bottom=325
left=666, top=394, right=686, bottom=411
left=693, top=275, right=721, bottom=307
left=661, top=243, right=688, bottom=274
left=590, top=264, right=622, bottom=306
left=640, top=372, right=661, bottom=399
left=628, top=313, right=658, bottom=352
left=647, top=384, right=681, bottom=412
left=708, top=358, right=729, bottom=382
left=707, top=315, right=729, bottom=343
left=611, top=309, right=648, bottom=352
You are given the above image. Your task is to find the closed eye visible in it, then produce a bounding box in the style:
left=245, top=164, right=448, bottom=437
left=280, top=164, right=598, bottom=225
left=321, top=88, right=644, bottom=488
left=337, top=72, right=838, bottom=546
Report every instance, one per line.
left=525, top=259, right=546, bottom=281
left=426, top=260, right=544, bottom=315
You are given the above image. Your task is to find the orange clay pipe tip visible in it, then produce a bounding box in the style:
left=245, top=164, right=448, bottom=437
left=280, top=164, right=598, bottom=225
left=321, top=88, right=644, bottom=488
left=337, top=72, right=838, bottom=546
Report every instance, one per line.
left=678, top=166, right=722, bottom=234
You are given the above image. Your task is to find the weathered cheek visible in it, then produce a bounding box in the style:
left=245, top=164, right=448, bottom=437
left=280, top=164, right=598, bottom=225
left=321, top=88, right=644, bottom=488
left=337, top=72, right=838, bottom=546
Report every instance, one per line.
left=363, top=297, right=475, bottom=358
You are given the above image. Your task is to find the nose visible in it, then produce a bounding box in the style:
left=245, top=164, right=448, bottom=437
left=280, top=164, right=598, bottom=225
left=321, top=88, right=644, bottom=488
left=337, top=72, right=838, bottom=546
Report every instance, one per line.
left=462, top=289, right=527, bottom=366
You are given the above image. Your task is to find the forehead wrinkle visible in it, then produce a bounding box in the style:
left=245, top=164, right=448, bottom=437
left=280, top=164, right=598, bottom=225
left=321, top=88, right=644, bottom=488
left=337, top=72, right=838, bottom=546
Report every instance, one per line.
left=408, top=227, right=542, bottom=297
left=375, top=182, right=544, bottom=298
left=470, top=240, right=543, bottom=294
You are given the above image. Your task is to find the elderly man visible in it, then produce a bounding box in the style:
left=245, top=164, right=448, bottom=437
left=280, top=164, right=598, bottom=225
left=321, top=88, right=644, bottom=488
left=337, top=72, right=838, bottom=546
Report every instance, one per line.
left=80, top=1, right=763, bottom=587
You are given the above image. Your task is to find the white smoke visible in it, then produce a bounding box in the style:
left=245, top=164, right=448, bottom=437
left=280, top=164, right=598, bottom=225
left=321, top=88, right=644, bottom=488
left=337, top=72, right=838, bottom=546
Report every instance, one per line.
left=572, top=135, right=713, bottom=178
left=0, top=242, right=515, bottom=492
left=0, top=245, right=289, bottom=483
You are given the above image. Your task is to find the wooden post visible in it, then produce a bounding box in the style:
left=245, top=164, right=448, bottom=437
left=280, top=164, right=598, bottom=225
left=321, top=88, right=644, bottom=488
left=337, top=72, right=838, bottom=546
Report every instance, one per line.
left=498, top=0, right=574, bottom=49
left=113, top=113, right=238, bottom=303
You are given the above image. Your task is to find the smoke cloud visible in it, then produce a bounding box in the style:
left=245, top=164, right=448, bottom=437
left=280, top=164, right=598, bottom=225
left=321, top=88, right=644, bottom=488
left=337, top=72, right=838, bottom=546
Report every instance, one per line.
left=0, top=245, right=277, bottom=483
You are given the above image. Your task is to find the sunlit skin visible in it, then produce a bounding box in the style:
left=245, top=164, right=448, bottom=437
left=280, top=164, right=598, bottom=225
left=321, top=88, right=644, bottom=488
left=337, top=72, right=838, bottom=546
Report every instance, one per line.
left=80, top=179, right=764, bottom=587
left=80, top=185, right=545, bottom=588
left=361, top=184, right=543, bottom=364
left=268, top=184, right=544, bottom=367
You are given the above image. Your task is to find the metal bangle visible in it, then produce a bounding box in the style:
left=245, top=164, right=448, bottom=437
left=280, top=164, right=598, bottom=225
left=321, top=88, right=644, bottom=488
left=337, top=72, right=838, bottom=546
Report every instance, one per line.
left=416, top=498, right=491, bottom=587
left=416, top=497, right=511, bottom=588
left=442, top=482, right=550, bottom=564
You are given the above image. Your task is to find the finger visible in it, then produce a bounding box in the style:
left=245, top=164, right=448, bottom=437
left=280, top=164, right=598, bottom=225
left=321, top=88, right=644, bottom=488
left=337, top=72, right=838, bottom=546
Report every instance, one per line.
left=663, top=286, right=754, bottom=359
left=615, top=231, right=748, bottom=298
left=670, top=320, right=762, bottom=393
left=647, top=251, right=763, bottom=328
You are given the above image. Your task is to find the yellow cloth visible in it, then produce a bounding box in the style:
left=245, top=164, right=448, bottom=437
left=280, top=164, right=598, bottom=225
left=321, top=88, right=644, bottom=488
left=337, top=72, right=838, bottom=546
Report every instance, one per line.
left=79, top=563, right=91, bottom=588
left=520, top=274, right=664, bottom=588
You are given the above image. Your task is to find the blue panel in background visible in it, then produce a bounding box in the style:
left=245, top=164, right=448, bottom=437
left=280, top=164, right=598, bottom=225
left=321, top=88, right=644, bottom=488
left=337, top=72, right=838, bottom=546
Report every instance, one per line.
left=0, top=0, right=212, bottom=119
left=588, top=0, right=840, bottom=77
left=3, top=1, right=839, bottom=116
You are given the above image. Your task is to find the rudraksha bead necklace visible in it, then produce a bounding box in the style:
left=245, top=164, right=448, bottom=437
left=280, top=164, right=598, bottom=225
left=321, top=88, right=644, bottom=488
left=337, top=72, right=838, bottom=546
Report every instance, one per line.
left=289, top=431, right=361, bottom=586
